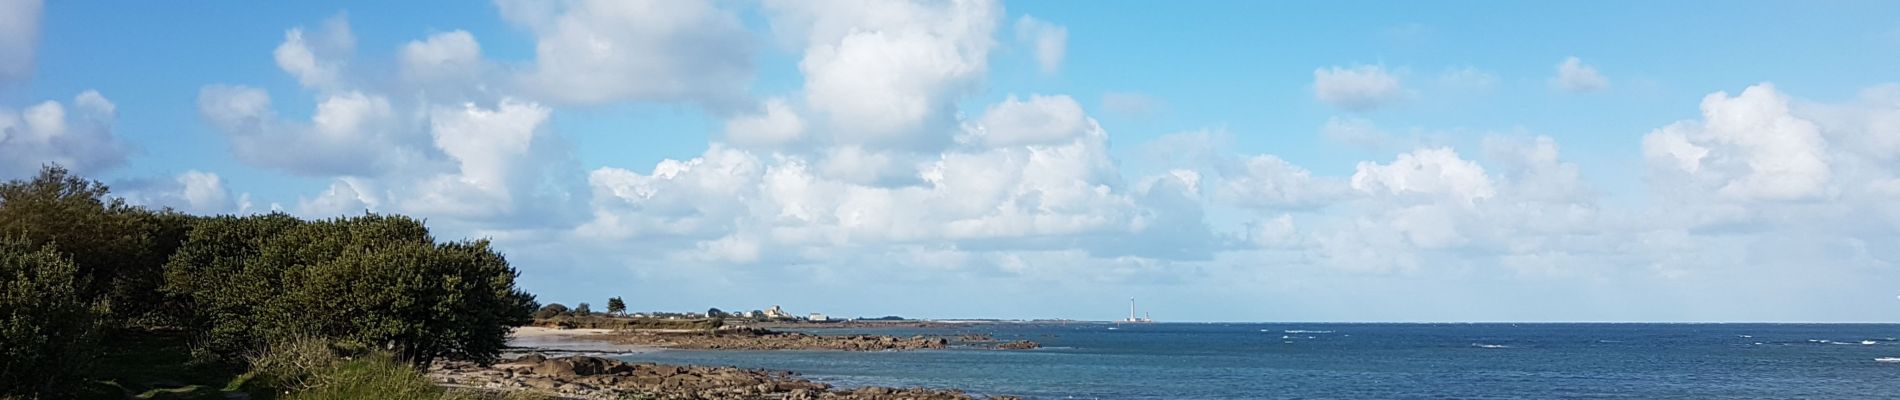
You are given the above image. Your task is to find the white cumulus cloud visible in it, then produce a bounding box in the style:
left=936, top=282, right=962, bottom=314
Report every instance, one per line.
left=399, top=30, right=487, bottom=93
left=967, top=94, right=1096, bottom=147
left=499, top=0, right=754, bottom=108
left=1642, top=83, right=1830, bottom=202
left=274, top=14, right=354, bottom=89
left=723, top=98, right=807, bottom=147
left=772, top=0, right=1000, bottom=149
left=0, top=90, right=130, bottom=178
left=197, top=86, right=420, bottom=176
left=1351, top=147, right=1497, bottom=205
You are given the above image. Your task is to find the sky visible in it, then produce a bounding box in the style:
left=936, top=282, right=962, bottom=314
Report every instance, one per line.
left=4, top=0, right=1900, bottom=322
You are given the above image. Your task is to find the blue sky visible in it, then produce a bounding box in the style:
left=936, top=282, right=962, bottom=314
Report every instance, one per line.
left=5, top=0, right=1900, bottom=322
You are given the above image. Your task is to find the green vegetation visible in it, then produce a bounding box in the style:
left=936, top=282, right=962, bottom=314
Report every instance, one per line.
left=606, top=297, right=626, bottom=316
left=244, top=337, right=550, bottom=400
left=164, top=212, right=536, bottom=366
left=531, top=303, right=570, bottom=319
left=1, top=237, right=105, bottom=396
left=0, top=165, right=539, bottom=399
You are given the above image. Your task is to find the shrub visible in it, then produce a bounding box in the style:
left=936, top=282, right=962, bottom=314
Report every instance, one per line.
left=0, top=237, right=105, bottom=398
left=0, top=165, right=181, bottom=324
left=165, top=214, right=537, bottom=366
left=532, top=303, right=569, bottom=319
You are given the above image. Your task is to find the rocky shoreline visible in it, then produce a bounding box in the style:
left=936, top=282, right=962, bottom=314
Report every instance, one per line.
left=430, top=354, right=1021, bottom=400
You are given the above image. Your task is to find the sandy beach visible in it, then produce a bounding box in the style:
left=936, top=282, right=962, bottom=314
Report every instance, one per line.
left=508, top=326, right=658, bottom=354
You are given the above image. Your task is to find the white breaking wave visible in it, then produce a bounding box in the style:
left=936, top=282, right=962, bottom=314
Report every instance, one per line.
left=1283, top=330, right=1335, bottom=334
left=1876, top=357, right=1900, bottom=363
left=1472, top=343, right=1510, bottom=349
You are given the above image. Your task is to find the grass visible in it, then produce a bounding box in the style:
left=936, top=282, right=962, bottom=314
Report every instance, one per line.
left=278, top=353, right=440, bottom=400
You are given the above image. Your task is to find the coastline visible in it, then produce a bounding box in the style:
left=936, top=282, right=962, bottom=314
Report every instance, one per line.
left=428, top=326, right=1023, bottom=399
left=508, top=327, right=665, bottom=354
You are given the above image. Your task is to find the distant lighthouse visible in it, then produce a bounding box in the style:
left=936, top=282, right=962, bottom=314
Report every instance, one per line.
left=1125, top=298, right=1151, bottom=323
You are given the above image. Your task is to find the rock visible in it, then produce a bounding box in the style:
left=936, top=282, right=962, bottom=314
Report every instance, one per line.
left=957, top=333, right=995, bottom=342
left=431, top=355, right=1017, bottom=400
left=996, top=340, right=1040, bottom=350
left=534, top=359, right=577, bottom=376
left=514, top=353, right=548, bottom=364
left=522, top=377, right=560, bottom=390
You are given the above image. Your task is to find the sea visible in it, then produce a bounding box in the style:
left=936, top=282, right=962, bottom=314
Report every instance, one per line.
left=608, top=323, right=1900, bottom=399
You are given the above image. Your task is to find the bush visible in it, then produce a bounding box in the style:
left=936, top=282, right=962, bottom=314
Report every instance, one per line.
left=532, top=303, right=569, bottom=320
left=0, top=237, right=105, bottom=398
left=0, top=165, right=181, bottom=325
left=165, top=213, right=537, bottom=366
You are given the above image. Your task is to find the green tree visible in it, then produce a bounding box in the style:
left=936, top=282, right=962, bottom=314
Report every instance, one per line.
left=0, top=237, right=105, bottom=397
left=0, top=165, right=175, bottom=323
left=606, top=297, right=626, bottom=316
left=573, top=303, right=592, bottom=316
left=164, top=213, right=536, bottom=366
left=706, top=307, right=726, bottom=318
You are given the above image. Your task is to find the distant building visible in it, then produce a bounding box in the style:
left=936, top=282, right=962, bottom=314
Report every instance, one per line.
left=809, top=313, right=829, bottom=322
left=764, top=305, right=787, bottom=318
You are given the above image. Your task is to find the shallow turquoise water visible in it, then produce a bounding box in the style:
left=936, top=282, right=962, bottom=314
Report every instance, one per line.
left=610, top=323, right=1900, bottom=399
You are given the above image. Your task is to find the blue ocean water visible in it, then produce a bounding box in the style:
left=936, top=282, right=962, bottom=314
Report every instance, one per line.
left=609, top=323, right=1900, bottom=399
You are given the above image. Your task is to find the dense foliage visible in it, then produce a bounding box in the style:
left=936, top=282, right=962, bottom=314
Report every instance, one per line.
left=532, top=303, right=570, bottom=320
left=0, top=238, right=105, bottom=397
left=0, top=166, right=183, bottom=324
left=0, top=165, right=540, bottom=398
left=606, top=297, right=626, bottom=316
left=164, top=213, right=537, bottom=366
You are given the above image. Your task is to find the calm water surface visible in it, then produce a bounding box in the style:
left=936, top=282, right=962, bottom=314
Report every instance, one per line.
left=609, top=323, right=1900, bottom=399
